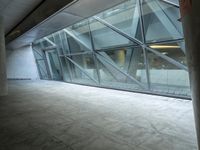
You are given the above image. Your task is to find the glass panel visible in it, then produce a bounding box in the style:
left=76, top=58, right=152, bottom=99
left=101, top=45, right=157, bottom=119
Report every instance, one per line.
left=41, top=39, right=53, bottom=48
left=158, top=1, right=183, bottom=35
left=96, top=52, right=143, bottom=90
left=148, top=41, right=187, bottom=66
left=46, top=50, right=62, bottom=81
left=32, top=42, right=42, bottom=51
left=60, top=57, right=71, bottom=82
left=33, top=49, right=44, bottom=60
left=165, top=0, right=179, bottom=6
left=98, top=47, right=147, bottom=86
left=65, top=19, right=93, bottom=54
left=53, top=33, right=64, bottom=55
left=37, top=60, right=49, bottom=80
left=60, top=32, right=70, bottom=55
left=32, top=43, right=44, bottom=59
left=97, top=58, right=118, bottom=83
left=96, top=0, right=142, bottom=42
left=147, top=51, right=190, bottom=96
left=89, top=18, right=136, bottom=50
left=66, top=54, right=98, bottom=85
left=99, top=48, right=131, bottom=72
left=142, top=0, right=182, bottom=43
left=128, top=47, right=148, bottom=84
left=48, top=35, right=55, bottom=43
left=71, top=54, right=98, bottom=81
left=32, top=0, right=190, bottom=98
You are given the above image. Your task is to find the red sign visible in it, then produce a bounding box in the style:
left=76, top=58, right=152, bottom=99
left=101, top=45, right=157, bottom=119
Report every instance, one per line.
left=180, top=0, right=192, bottom=17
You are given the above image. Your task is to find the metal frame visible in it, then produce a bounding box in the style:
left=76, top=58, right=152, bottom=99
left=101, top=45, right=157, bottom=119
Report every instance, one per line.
left=52, top=34, right=64, bottom=80
left=40, top=41, right=52, bottom=79
left=96, top=52, right=146, bottom=89
left=65, top=56, right=99, bottom=84
left=32, top=0, right=191, bottom=99
left=94, top=16, right=187, bottom=71
left=160, top=0, right=179, bottom=8
left=138, top=0, right=151, bottom=90
left=88, top=20, right=101, bottom=84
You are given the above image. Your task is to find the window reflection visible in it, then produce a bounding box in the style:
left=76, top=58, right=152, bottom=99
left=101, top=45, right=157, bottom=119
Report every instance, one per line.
left=32, top=0, right=190, bottom=98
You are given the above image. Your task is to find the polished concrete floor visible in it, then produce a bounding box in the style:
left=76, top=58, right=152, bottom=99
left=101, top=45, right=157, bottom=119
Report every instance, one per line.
left=0, top=80, right=198, bottom=150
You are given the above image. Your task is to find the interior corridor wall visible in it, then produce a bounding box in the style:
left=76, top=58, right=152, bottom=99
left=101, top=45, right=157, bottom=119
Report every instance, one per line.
left=6, top=45, right=39, bottom=80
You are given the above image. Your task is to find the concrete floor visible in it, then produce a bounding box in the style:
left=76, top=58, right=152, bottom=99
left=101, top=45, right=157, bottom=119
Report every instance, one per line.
left=0, top=80, right=198, bottom=150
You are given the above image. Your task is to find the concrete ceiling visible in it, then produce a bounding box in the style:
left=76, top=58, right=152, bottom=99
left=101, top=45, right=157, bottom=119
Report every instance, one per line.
left=5, top=0, right=75, bottom=44
left=0, top=0, right=43, bottom=34
left=6, top=0, right=127, bottom=49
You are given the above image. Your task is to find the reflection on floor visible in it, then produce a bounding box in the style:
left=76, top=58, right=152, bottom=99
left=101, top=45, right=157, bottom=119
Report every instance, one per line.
left=0, top=80, right=197, bottom=150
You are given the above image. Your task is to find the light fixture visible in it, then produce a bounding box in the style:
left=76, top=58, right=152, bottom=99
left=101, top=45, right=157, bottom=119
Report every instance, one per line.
left=149, top=45, right=180, bottom=49
left=162, top=52, right=168, bottom=55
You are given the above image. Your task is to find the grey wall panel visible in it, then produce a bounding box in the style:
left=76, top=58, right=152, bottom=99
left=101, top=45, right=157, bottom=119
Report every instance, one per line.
left=6, top=45, right=39, bottom=80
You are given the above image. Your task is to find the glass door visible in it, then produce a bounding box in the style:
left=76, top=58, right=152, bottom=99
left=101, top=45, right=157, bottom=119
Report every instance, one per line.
left=45, top=49, right=62, bottom=81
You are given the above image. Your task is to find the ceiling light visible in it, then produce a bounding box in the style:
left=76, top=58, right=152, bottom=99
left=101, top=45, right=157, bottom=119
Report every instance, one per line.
left=150, top=45, right=180, bottom=49
left=162, top=52, right=168, bottom=55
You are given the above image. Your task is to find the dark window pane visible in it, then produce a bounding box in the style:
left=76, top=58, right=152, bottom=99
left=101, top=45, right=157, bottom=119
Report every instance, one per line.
left=148, top=41, right=187, bottom=66
left=65, top=20, right=93, bottom=54
left=142, top=0, right=183, bottom=43
left=147, top=51, right=190, bottom=96
left=96, top=0, right=142, bottom=42
left=89, top=18, right=137, bottom=50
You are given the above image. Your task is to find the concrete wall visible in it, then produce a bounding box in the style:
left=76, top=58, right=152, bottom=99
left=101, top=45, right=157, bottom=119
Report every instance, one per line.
left=6, top=45, right=39, bottom=80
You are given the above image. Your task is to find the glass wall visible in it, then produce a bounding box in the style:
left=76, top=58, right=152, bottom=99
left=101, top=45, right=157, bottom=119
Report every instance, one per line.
left=32, top=0, right=190, bottom=98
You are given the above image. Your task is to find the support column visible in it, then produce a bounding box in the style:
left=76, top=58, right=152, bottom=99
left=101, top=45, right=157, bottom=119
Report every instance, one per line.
left=0, top=16, right=8, bottom=96
left=180, top=0, right=200, bottom=149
